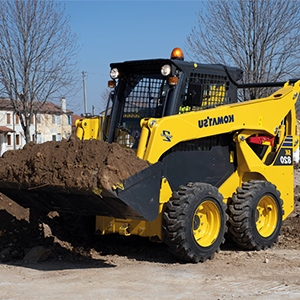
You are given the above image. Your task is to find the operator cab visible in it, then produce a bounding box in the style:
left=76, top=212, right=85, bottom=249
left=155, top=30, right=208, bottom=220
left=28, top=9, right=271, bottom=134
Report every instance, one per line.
left=104, top=48, right=243, bottom=148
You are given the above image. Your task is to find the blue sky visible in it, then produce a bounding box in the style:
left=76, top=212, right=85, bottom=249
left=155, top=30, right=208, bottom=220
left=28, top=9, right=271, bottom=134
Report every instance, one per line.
left=61, top=0, right=203, bottom=115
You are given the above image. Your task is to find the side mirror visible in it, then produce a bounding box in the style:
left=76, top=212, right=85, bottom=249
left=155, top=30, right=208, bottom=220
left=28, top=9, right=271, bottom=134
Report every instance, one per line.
left=186, top=83, right=203, bottom=106
left=109, top=90, right=115, bottom=102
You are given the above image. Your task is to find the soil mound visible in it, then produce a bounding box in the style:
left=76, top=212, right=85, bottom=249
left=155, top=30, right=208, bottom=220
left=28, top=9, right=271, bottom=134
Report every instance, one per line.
left=278, top=184, right=300, bottom=248
left=0, top=135, right=150, bottom=190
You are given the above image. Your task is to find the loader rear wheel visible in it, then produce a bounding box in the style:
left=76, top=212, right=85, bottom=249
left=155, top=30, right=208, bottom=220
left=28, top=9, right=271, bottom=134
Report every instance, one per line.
left=228, top=180, right=283, bottom=250
left=163, top=183, right=227, bottom=263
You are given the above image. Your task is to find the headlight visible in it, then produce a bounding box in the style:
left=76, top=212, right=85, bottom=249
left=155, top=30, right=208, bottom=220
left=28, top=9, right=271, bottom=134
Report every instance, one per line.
left=161, top=65, right=171, bottom=76
left=110, top=68, right=119, bottom=79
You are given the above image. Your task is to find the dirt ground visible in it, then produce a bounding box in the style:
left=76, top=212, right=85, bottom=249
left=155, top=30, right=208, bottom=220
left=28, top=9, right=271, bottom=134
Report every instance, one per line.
left=1, top=142, right=300, bottom=299
left=0, top=195, right=300, bottom=299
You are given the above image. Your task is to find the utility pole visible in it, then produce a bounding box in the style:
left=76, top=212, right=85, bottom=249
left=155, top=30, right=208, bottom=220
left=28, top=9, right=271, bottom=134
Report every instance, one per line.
left=82, top=71, right=87, bottom=114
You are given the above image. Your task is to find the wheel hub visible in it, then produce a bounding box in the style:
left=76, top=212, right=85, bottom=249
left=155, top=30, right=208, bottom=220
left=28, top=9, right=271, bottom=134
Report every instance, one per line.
left=194, top=215, right=200, bottom=231
left=256, top=195, right=278, bottom=237
left=193, top=200, right=221, bottom=247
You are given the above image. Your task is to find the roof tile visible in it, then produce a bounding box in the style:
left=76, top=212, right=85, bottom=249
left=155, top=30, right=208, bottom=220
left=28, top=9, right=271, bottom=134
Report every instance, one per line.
left=0, top=98, right=73, bottom=114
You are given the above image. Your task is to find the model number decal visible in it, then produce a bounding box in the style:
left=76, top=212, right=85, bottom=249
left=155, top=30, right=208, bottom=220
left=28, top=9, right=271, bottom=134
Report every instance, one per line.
left=279, top=149, right=292, bottom=164
left=198, top=114, right=234, bottom=128
left=161, top=130, right=173, bottom=142
left=285, top=149, right=292, bottom=155
left=280, top=156, right=292, bottom=164
left=274, top=148, right=293, bottom=166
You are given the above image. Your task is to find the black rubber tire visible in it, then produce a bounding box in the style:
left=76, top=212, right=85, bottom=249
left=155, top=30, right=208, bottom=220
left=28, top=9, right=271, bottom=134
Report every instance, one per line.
left=163, top=182, right=227, bottom=263
left=228, top=180, right=283, bottom=250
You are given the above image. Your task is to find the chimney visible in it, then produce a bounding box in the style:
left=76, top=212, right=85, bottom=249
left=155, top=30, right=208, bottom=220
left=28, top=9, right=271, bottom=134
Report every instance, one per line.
left=61, top=97, right=66, bottom=113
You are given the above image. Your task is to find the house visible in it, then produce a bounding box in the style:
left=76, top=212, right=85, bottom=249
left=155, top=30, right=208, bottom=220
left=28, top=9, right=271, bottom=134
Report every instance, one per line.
left=0, top=97, right=73, bottom=156
left=35, top=98, right=73, bottom=143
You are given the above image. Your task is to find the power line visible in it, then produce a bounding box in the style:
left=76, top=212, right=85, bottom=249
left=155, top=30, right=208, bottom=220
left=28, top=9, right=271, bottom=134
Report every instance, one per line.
left=85, top=71, right=108, bottom=77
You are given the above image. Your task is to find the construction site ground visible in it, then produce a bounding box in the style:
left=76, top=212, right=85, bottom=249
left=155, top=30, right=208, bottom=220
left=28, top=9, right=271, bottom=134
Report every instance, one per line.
left=1, top=140, right=300, bottom=299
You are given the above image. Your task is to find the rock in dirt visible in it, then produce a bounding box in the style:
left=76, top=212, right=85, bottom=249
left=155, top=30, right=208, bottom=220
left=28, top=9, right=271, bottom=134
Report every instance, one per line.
left=47, top=211, right=59, bottom=219
left=0, top=135, right=150, bottom=190
left=0, top=193, right=29, bottom=222
left=23, top=246, right=52, bottom=263
left=42, top=223, right=52, bottom=238
left=0, top=247, right=11, bottom=262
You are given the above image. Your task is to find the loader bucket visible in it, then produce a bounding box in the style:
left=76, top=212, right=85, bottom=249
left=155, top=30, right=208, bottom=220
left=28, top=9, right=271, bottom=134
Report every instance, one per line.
left=0, top=162, right=163, bottom=222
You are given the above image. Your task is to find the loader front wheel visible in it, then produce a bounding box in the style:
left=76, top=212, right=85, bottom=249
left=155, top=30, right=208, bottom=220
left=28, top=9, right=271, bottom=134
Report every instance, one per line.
left=163, top=183, right=227, bottom=263
left=228, top=180, right=283, bottom=250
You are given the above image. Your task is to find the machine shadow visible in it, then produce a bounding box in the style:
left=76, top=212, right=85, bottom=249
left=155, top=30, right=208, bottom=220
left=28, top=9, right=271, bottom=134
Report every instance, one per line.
left=0, top=207, right=178, bottom=270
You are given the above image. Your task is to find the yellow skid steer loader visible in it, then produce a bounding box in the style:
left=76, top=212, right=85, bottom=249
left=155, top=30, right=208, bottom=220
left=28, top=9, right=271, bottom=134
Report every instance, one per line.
left=2, top=48, right=299, bottom=262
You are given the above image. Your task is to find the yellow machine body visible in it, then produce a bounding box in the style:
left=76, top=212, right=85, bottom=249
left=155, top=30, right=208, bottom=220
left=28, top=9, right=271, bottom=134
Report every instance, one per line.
left=75, top=116, right=105, bottom=140
left=137, top=81, right=298, bottom=218
left=77, top=81, right=299, bottom=241
left=95, top=178, right=172, bottom=240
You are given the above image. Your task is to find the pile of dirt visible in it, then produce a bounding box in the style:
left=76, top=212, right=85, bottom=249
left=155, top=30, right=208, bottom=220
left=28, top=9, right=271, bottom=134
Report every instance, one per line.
left=0, top=135, right=149, bottom=190
left=0, top=199, right=89, bottom=262
left=0, top=193, right=171, bottom=263
left=278, top=185, right=300, bottom=249
left=0, top=137, right=151, bottom=262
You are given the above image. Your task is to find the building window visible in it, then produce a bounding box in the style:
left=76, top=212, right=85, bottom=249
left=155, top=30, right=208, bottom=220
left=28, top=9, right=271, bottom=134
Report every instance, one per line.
left=57, top=115, right=61, bottom=125
left=37, top=133, right=41, bottom=144
left=52, top=115, right=56, bottom=124
left=68, top=115, right=72, bottom=125
left=57, top=133, right=61, bottom=141
left=52, top=135, right=56, bottom=141
left=7, top=135, right=11, bottom=145
left=16, top=134, right=20, bottom=145
left=7, top=113, right=11, bottom=125
left=16, top=114, right=20, bottom=124
left=32, top=134, right=35, bottom=142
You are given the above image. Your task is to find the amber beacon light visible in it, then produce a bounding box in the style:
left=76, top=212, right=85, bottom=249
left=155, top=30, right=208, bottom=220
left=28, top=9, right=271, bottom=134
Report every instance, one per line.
left=171, top=47, right=184, bottom=60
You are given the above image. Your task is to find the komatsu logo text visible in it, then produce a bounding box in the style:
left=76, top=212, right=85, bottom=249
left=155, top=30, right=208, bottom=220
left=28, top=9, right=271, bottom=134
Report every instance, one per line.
left=198, top=114, right=234, bottom=128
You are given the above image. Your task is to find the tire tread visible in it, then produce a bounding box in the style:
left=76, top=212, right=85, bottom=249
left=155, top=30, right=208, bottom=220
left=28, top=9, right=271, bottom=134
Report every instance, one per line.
left=163, top=183, right=227, bottom=263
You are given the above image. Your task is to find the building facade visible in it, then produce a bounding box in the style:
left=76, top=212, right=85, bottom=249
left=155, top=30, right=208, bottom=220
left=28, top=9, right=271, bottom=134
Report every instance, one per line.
left=0, top=98, right=73, bottom=156
left=35, top=98, right=73, bottom=143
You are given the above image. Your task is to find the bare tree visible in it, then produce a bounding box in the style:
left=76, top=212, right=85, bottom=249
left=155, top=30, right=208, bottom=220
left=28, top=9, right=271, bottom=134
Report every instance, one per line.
left=0, top=0, right=80, bottom=143
left=186, top=0, right=300, bottom=101
left=100, top=88, right=111, bottom=112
